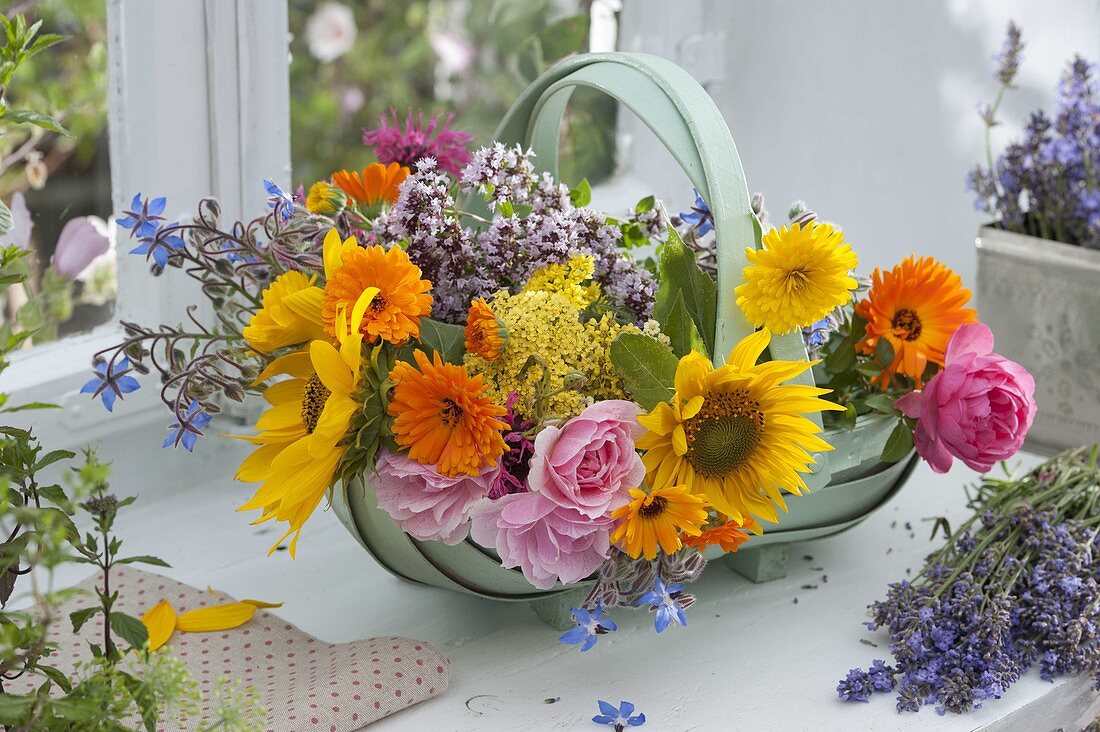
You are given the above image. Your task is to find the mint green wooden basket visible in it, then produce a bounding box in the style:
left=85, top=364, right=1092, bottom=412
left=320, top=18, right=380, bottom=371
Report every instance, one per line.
left=331, top=52, right=916, bottom=618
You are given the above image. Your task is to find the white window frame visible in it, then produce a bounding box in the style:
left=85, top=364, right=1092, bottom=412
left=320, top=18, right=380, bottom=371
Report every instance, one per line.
left=4, top=0, right=290, bottom=450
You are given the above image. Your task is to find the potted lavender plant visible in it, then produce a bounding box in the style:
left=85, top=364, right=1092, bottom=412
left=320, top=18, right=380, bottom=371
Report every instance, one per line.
left=969, top=22, right=1099, bottom=453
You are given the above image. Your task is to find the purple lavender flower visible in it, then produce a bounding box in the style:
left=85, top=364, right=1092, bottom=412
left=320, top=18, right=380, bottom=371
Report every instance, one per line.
left=837, top=668, right=874, bottom=703
left=993, top=21, right=1024, bottom=86
left=363, top=109, right=473, bottom=177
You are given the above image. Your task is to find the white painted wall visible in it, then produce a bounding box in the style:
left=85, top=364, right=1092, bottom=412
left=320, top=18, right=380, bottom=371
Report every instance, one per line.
left=619, top=0, right=1100, bottom=285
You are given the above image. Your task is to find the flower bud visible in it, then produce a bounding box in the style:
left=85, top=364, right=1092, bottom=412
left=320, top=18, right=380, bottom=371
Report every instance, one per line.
left=306, top=181, right=347, bottom=216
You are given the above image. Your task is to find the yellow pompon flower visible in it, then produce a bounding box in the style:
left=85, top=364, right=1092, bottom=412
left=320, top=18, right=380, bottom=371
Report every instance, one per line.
left=735, top=222, right=859, bottom=333
left=610, top=485, right=709, bottom=560
left=243, top=271, right=327, bottom=354
left=320, top=228, right=433, bottom=345
left=855, top=255, right=977, bottom=387
left=636, top=328, right=844, bottom=525
left=234, top=287, right=374, bottom=556
left=305, top=181, right=348, bottom=216
left=681, top=515, right=760, bottom=555
left=388, top=350, right=508, bottom=477
left=464, top=298, right=507, bottom=361
left=521, top=254, right=599, bottom=309
left=332, top=162, right=408, bottom=208
left=141, top=599, right=176, bottom=652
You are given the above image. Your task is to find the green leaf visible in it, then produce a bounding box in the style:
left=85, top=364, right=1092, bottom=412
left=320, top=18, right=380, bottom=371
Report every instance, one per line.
left=0, top=199, right=11, bottom=237
left=537, top=14, right=588, bottom=60
left=417, top=318, right=466, bottom=365
left=115, top=555, right=171, bottom=568
left=659, top=291, right=705, bottom=358
left=609, top=333, right=676, bottom=410
left=634, top=195, right=655, bottom=214
left=864, top=394, right=899, bottom=415
left=33, top=449, right=74, bottom=470
left=873, top=336, right=895, bottom=368
left=823, top=337, right=856, bottom=374
left=5, top=109, right=71, bottom=137
left=834, top=403, right=858, bottom=430
left=569, top=178, right=591, bottom=207
left=653, top=226, right=717, bottom=357
left=881, top=420, right=914, bottom=463
left=70, top=606, right=99, bottom=634
left=38, top=665, right=73, bottom=694
left=109, top=611, right=149, bottom=649
left=2, top=401, right=61, bottom=413
left=0, top=694, right=35, bottom=724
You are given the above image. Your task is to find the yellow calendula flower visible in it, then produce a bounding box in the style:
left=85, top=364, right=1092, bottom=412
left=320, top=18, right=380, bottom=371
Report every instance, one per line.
left=234, top=287, right=376, bottom=555
left=305, top=181, right=348, bottom=216
left=243, top=271, right=327, bottom=354
left=521, top=254, right=599, bottom=309
left=637, top=328, right=844, bottom=525
left=610, top=484, right=709, bottom=560
left=735, top=221, right=859, bottom=333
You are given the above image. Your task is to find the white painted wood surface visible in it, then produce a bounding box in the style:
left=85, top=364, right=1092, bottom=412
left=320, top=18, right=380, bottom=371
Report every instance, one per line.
left=43, top=422, right=1098, bottom=731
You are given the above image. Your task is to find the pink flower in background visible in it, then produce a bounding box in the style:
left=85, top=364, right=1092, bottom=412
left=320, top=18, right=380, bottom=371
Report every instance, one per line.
left=52, top=216, right=111, bottom=280
left=0, top=192, right=33, bottom=250
left=374, top=449, right=498, bottom=545
left=895, top=322, right=1037, bottom=473
left=469, top=492, right=612, bottom=590
left=304, top=2, right=357, bottom=63
left=363, top=110, right=473, bottom=177
left=529, top=399, right=644, bottom=519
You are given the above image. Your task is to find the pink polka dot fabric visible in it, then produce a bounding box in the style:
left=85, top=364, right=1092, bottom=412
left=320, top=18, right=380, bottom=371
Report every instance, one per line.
left=13, top=567, right=449, bottom=730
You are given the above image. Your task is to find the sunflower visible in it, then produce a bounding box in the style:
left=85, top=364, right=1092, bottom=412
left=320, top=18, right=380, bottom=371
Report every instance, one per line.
left=388, top=350, right=508, bottom=477
left=636, top=328, right=843, bottom=524
left=242, top=270, right=327, bottom=354
left=233, top=288, right=375, bottom=556
left=464, top=298, right=507, bottom=361
left=320, top=229, right=433, bottom=344
left=855, top=255, right=977, bottom=386
left=305, top=181, right=347, bottom=216
left=681, top=515, right=760, bottom=554
left=610, top=485, right=709, bottom=560
left=332, top=162, right=408, bottom=208
left=735, top=221, right=859, bottom=333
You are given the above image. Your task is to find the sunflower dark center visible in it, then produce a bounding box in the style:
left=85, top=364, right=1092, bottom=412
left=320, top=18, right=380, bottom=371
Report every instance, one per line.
left=440, top=397, right=463, bottom=427
left=639, top=495, right=668, bottom=518
left=300, top=374, right=331, bottom=434
left=684, top=388, right=764, bottom=478
left=891, top=308, right=923, bottom=341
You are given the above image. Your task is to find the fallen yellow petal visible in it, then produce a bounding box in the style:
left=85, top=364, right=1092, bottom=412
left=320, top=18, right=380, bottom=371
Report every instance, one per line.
left=141, top=599, right=177, bottom=652
left=175, top=602, right=257, bottom=633
left=241, top=599, right=283, bottom=609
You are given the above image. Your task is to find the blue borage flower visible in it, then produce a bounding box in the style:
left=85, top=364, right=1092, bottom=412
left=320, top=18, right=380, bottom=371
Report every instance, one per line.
left=559, top=603, right=617, bottom=652
left=128, top=225, right=185, bottom=268
left=116, top=193, right=166, bottom=238
left=80, top=357, right=141, bottom=412
left=162, top=399, right=213, bottom=452
left=636, top=577, right=688, bottom=634
left=263, top=179, right=295, bottom=222
left=592, top=700, right=645, bottom=730
left=679, top=188, right=713, bottom=237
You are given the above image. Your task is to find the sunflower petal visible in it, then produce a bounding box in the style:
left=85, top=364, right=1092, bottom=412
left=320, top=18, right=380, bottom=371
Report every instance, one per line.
left=141, top=599, right=176, bottom=652
left=176, top=602, right=257, bottom=633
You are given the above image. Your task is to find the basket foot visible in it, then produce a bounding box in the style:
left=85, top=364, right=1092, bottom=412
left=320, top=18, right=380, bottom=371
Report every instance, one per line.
left=724, top=544, right=789, bottom=583
left=529, top=587, right=590, bottom=630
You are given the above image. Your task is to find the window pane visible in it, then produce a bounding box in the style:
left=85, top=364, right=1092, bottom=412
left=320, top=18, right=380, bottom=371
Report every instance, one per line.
left=0, top=1, right=113, bottom=347
left=288, top=0, right=617, bottom=189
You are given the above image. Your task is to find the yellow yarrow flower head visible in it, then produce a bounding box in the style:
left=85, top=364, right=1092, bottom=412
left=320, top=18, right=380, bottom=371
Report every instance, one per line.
left=735, top=221, right=859, bottom=333
left=520, top=254, right=600, bottom=310
left=305, top=181, right=347, bottom=216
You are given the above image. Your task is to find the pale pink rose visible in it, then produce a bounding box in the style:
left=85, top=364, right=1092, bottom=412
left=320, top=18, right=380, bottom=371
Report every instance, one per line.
left=895, top=322, right=1037, bottom=474
left=528, top=399, right=644, bottom=519
left=469, top=491, right=611, bottom=590
left=374, top=449, right=498, bottom=545
left=52, top=216, right=111, bottom=280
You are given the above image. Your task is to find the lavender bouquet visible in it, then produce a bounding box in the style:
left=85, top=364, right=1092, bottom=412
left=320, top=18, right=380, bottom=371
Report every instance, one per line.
left=839, top=447, right=1100, bottom=714
left=967, top=22, right=1099, bottom=248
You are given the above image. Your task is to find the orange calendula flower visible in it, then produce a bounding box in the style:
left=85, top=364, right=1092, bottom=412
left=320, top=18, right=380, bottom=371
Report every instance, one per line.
left=332, top=162, right=409, bottom=207
left=681, top=515, right=760, bottom=554
left=610, top=484, right=709, bottom=561
left=388, top=350, right=508, bottom=477
left=464, top=298, right=507, bottom=361
left=855, top=255, right=977, bottom=386
left=320, top=229, right=433, bottom=344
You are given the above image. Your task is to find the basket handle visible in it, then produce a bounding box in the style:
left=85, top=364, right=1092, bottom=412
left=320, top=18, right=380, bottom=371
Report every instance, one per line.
left=491, top=52, right=831, bottom=487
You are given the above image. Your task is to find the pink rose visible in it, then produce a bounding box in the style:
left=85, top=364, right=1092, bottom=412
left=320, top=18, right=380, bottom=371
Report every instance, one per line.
left=528, top=399, right=645, bottom=519
left=469, top=491, right=611, bottom=590
left=374, top=449, right=498, bottom=544
left=895, top=323, right=1036, bottom=474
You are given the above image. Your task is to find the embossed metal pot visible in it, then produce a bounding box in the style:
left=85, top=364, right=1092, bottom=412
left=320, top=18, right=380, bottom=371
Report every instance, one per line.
left=976, top=226, right=1100, bottom=454
left=331, top=52, right=917, bottom=613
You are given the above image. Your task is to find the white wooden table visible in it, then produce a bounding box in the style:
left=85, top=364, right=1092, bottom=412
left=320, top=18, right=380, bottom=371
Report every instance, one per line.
left=54, top=425, right=1099, bottom=731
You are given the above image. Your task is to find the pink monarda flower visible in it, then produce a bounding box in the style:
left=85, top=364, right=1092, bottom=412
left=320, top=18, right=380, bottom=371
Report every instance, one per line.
left=528, top=399, right=645, bottom=519
left=469, top=491, right=612, bottom=590
left=374, top=449, right=499, bottom=545
left=362, top=110, right=473, bottom=177
left=895, top=322, right=1037, bottom=473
